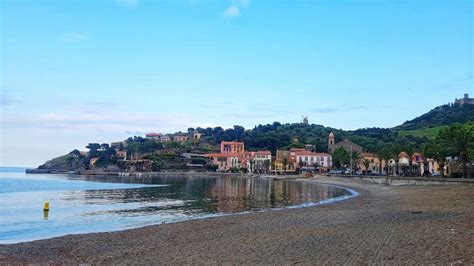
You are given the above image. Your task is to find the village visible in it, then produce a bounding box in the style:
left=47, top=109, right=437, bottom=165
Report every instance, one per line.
left=80, top=130, right=463, bottom=178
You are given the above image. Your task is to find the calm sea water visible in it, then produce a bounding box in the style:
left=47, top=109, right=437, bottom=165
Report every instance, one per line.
left=0, top=167, right=356, bottom=244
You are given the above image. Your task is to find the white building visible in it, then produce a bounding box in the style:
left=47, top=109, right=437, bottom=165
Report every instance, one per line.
left=295, top=151, right=332, bottom=169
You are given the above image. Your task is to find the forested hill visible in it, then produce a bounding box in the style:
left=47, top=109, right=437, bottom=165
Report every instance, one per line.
left=395, top=104, right=474, bottom=130
left=194, top=123, right=425, bottom=154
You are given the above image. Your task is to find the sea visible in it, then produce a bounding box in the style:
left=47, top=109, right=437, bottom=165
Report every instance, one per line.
left=0, top=167, right=356, bottom=244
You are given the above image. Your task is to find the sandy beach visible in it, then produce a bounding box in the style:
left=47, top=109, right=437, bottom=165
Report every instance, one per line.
left=1, top=176, right=473, bottom=264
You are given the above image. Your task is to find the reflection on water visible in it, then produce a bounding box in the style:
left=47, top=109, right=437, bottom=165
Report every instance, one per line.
left=0, top=170, right=354, bottom=244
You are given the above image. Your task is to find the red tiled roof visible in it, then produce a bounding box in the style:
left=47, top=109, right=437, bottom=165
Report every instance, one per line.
left=295, top=151, right=331, bottom=156
left=221, top=141, right=244, bottom=145
left=146, top=133, right=162, bottom=137
left=289, top=148, right=306, bottom=152
left=254, top=151, right=271, bottom=155
left=205, top=153, right=240, bottom=158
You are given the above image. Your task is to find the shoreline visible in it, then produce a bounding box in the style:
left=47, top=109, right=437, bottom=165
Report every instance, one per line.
left=25, top=168, right=474, bottom=186
left=1, top=177, right=473, bottom=264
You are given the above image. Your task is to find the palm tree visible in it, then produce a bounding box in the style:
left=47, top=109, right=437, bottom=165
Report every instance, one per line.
left=391, top=143, right=403, bottom=176
left=379, top=146, right=392, bottom=176
left=313, top=162, right=320, bottom=174
left=437, top=123, right=474, bottom=178
left=362, top=158, right=371, bottom=175
left=263, top=159, right=271, bottom=174
left=374, top=149, right=383, bottom=175
left=351, top=151, right=361, bottom=174
left=402, top=144, right=415, bottom=177
left=249, top=159, right=255, bottom=174
left=423, top=142, right=447, bottom=178
left=282, top=158, right=288, bottom=174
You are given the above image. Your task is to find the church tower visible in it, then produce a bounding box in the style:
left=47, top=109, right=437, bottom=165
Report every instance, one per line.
left=328, top=132, right=335, bottom=153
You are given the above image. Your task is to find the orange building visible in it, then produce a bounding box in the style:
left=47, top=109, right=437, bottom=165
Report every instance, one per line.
left=220, top=141, right=245, bottom=154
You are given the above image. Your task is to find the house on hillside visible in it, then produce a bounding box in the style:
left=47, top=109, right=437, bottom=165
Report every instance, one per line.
left=220, top=141, right=245, bottom=153
left=146, top=133, right=162, bottom=141
left=161, top=135, right=171, bottom=142
left=174, top=135, right=189, bottom=142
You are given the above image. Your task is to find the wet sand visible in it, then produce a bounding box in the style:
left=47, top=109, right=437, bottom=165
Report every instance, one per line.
left=1, top=177, right=473, bottom=264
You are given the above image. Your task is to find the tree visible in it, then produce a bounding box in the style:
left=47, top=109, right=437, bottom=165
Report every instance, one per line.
left=362, top=158, right=371, bottom=175
left=100, top=143, right=110, bottom=151
left=402, top=143, right=415, bottom=176
left=282, top=158, right=289, bottom=173
left=249, top=159, right=255, bottom=173
left=423, top=141, right=448, bottom=178
left=298, top=159, right=305, bottom=169
left=380, top=146, right=393, bottom=176
left=390, top=143, right=404, bottom=176
left=351, top=151, right=361, bottom=173
left=86, top=143, right=101, bottom=158
left=69, top=149, right=82, bottom=158
left=332, top=147, right=350, bottom=169
left=313, top=162, right=320, bottom=174
left=437, top=123, right=474, bottom=178
left=263, top=159, right=271, bottom=174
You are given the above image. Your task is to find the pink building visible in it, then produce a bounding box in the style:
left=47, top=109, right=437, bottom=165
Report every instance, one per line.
left=206, top=153, right=240, bottom=171
left=206, top=141, right=271, bottom=172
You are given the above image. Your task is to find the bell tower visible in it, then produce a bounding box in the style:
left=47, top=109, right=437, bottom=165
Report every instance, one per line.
left=328, top=132, right=335, bottom=153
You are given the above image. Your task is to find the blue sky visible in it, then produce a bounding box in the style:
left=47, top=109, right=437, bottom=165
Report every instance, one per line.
left=1, top=0, right=473, bottom=166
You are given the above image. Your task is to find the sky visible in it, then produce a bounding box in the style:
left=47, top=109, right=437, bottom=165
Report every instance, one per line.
left=0, top=0, right=473, bottom=167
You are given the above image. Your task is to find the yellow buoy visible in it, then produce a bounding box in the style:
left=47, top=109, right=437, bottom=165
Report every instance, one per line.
left=43, top=201, right=50, bottom=212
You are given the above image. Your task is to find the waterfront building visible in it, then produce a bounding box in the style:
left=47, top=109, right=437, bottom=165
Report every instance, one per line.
left=275, top=148, right=331, bottom=172
left=359, top=152, right=386, bottom=174
left=206, top=141, right=270, bottom=172
left=294, top=151, right=332, bottom=171
left=249, top=151, right=272, bottom=173
left=206, top=153, right=240, bottom=172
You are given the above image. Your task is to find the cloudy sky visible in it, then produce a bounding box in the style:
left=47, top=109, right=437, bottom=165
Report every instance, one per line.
left=1, top=0, right=473, bottom=167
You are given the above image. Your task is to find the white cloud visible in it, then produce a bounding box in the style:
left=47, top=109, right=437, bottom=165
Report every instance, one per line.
left=222, top=0, right=251, bottom=18
left=223, top=5, right=240, bottom=17
left=0, top=108, right=222, bottom=166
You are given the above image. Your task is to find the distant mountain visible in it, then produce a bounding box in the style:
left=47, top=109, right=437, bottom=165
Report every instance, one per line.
left=395, top=104, right=474, bottom=130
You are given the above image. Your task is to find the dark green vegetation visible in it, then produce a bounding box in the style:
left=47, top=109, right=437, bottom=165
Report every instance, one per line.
left=192, top=124, right=427, bottom=155
left=396, top=103, right=474, bottom=130
left=429, top=123, right=474, bottom=178
left=38, top=150, right=88, bottom=171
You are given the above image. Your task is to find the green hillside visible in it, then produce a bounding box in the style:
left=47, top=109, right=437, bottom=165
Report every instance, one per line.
left=397, top=126, right=446, bottom=139
left=396, top=104, right=474, bottom=130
